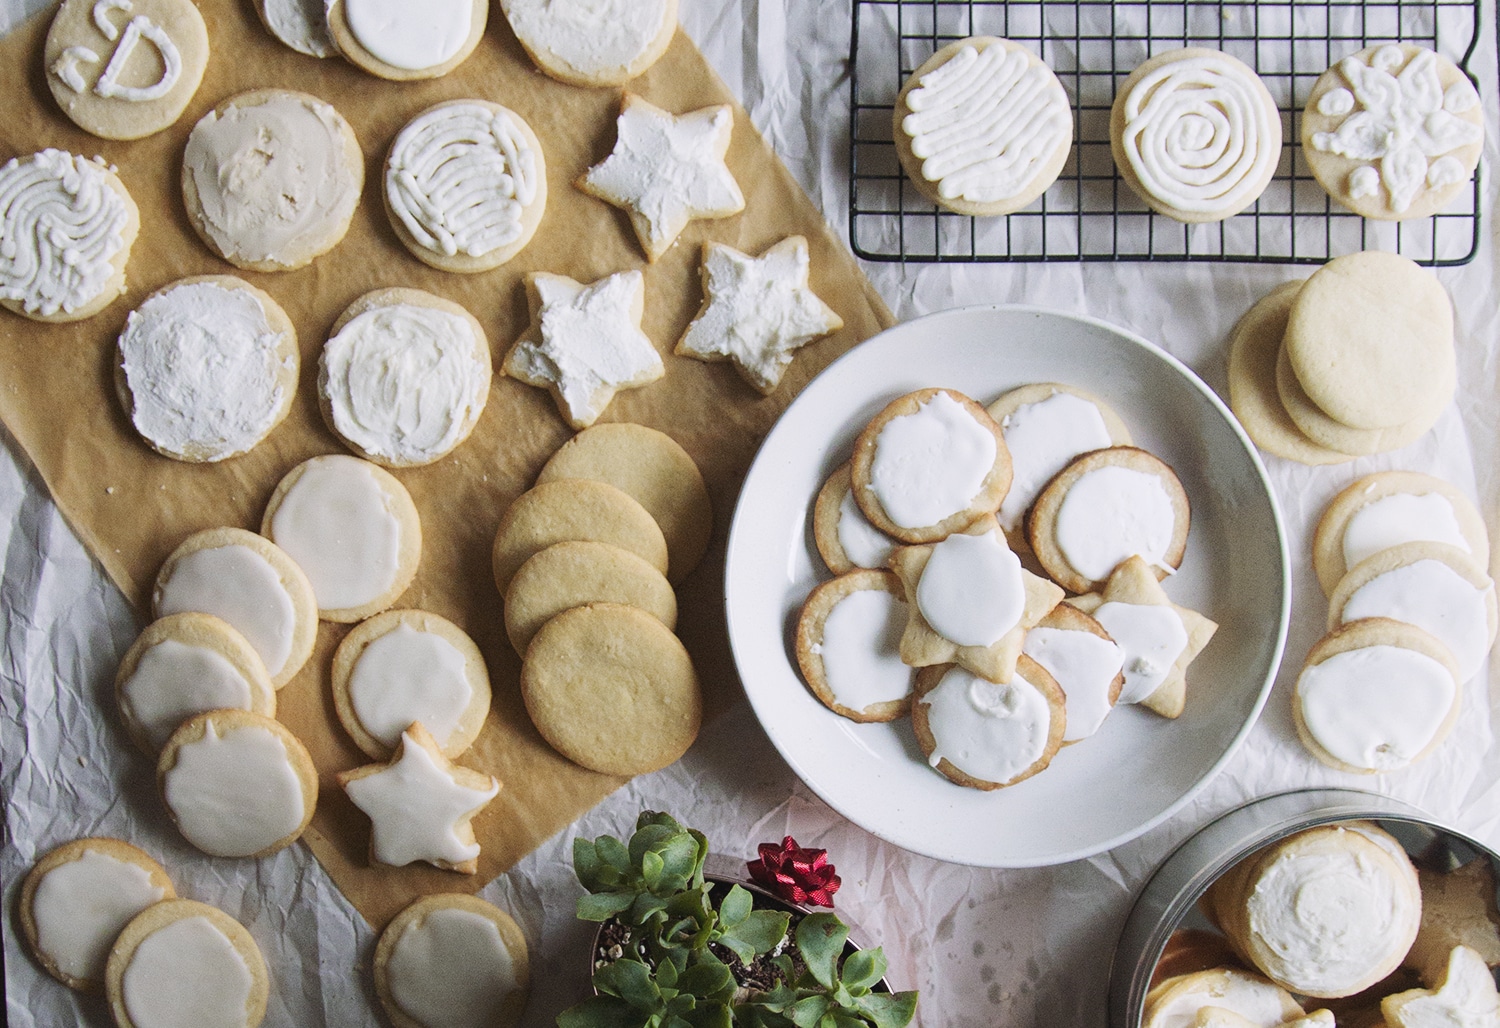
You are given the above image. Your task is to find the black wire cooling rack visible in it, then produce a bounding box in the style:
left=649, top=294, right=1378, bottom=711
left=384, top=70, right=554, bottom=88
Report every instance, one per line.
left=848, top=0, right=1483, bottom=264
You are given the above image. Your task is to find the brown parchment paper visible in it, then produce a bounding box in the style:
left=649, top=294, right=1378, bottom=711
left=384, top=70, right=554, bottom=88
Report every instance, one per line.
left=0, top=1, right=892, bottom=928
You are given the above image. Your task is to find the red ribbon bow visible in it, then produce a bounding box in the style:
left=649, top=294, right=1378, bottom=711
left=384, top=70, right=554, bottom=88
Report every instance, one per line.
left=747, top=836, right=841, bottom=908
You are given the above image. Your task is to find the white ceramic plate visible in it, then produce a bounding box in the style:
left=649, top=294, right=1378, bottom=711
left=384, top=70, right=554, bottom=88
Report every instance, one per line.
left=725, top=305, right=1290, bottom=867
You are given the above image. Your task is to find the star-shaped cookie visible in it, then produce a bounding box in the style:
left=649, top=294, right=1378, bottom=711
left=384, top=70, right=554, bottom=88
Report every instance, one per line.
left=676, top=236, right=844, bottom=394
left=577, top=94, right=745, bottom=261
left=502, top=269, right=664, bottom=429
left=337, top=722, right=500, bottom=874
left=1381, top=945, right=1500, bottom=1027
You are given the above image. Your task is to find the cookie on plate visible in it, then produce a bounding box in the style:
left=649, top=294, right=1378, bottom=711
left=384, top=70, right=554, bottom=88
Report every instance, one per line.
left=1021, top=602, right=1125, bottom=744
left=491, top=479, right=669, bottom=594
left=504, top=540, right=676, bottom=656
left=795, top=569, right=913, bottom=723
left=813, top=462, right=898, bottom=576
left=254, top=0, right=338, bottom=58
left=499, top=0, right=677, bottom=87
left=328, top=0, right=486, bottom=79
left=911, top=657, right=1065, bottom=790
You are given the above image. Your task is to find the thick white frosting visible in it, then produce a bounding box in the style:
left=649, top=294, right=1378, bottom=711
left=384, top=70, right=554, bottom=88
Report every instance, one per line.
left=1022, top=626, right=1124, bottom=741
left=835, top=489, right=895, bottom=569
left=162, top=720, right=306, bottom=857
left=121, top=915, right=255, bottom=1028
left=814, top=588, right=910, bottom=714
left=345, top=0, right=471, bottom=70
left=869, top=392, right=996, bottom=529
left=998, top=391, right=1113, bottom=531
left=1395, top=945, right=1500, bottom=1026
left=387, top=907, right=521, bottom=1028
left=263, top=0, right=337, bottom=58
left=916, top=529, right=1024, bottom=647
left=1342, top=493, right=1470, bottom=570
left=1149, top=970, right=1296, bottom=1028
left=1092, top=601, right=1187, bottom=704
left=1055, top=465, right=1177, bottom=581
left=156, top=544, right=297, bottom=679
left=921, top=666, right=1052, bottom=784
left=1341, top=559, right=1492, bottom=681
left=32, top=848, right=165, bottom=982
left=349, top=623, right=473, bottom=749
left=1299, top=644, right=1456, bottom=770
left=502, top=0, right=670, bottom=78
left=121, top=637, right=255, bottom=751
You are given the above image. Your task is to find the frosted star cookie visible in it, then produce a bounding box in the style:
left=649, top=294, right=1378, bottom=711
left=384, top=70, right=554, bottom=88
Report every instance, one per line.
left=504, top=540, right=677, bottom=656
left=911, top=657, right=1065, bottom=790
left=339, top=722, right=500, bottom=874
left=328, top=0, right=486, bottom=80
left=812, top=463, right=898, bottom=576
left=1111, top=48, right=1281, bottom=222
left=181, top=89, right=363, bottom=272
left=795, top=569, right=913, bottom=723
left=384, top=99, right=546, bottom=273
left=45, top=0, right=209, bottom=141
left=157, top=709, right=317, bottom=859
left=1384, top=946, right=1500, bottom=1028
left=500, top=0, right=676, bottom=87
left=331, top=609, right=492, bottom=760
left=893, top=36, right=1072, bottom=216
left=20, top=838, right=172, bottom=991
left=115, top=276, right=298, bottom=463
left=577, top=94, right=745, bottom=261
left=1303, top=44, right=1483, bottom=220
left=677, top=236, right=844, bottom=394
left=1142, top=968, right=1305, bottom=1028
left=1022, top=603, right=1125, bottom=744
left=254, top=0, right=337, bottom=58
left=375, top=895, right=531, bottom=1028
left=0, top=149, right=137, bottom=322
left=502, top=269, right=664, bottom=430
left=492, top=479, right=669, bottom=593
left=320, top=289, right=492, bottom=468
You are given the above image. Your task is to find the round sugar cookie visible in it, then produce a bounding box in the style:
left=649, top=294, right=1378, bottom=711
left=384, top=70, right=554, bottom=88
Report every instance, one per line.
left=1275, top=342, right=1439, bottom=456
left=1142, top=968, right=1304, bottom=1028
left=812, top=462, right=898, bottom=576
left=893, top=36, right=1072, bottom=216
left=44, top=0, right=209, bottom=141
left=536, top=423, right=712, bottom=583
left=795, top=569, right=912, bottom=723
left=115, top=276, right=298, bottom=463
left=331, top=608, right=491, bottom=760
left=504, top=540, right=676, bottom=656
left=1022, top=602, right=1124, bottom=745
left=254, top=0, right=338, bottom=58
left=911, top=657, right=1065, bottom=790
left=374, top=894, right=530, bottom=1028
left=491, top=479, right=669, bottom=594
left=329, top=0, right=486, bottom=80
left=500, top=0, right=677, bottom=87
left=114, top=612, right=276, bottom=755
left=1313, top=472, right=1489, bottom=597
left=153, top=527, right=318, bottom=688
left=1302, top=44, right=1483, bottom=220
left=319, top=288, right=492, bottom=468
left=0, top=149, right=138, bottom=322
left=520, top=603, right=701, bottom=777
left=105, top=899, right=269, bottom=1028
left=262, top=454, right=423, bottom=623
left=182, top=89, right=363, bottom=272
left=21, top=838, right=173, bottom=991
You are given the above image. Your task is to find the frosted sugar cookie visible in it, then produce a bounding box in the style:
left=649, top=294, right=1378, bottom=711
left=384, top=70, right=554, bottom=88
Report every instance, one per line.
left=331, top=608, right=491, bottom=760
left=504, top=540, right=676, bottom=656
left=182, top=89, right=362, bottom=272
left=115, top=276, right=298, bottom=463
left=20, top=838, right=172, bottom=991
left=262, top=454, right=423, bottom=623
left=1384, top=946, right=1500, bottom=1028
left=254, top=0, right=337, bottom=58
left=154, top=527, right=317, bottom=689
left=1294, top=616, right=1462, bottom=774
left=850, top=388, right=1011, bottom=544
left=502, top=269, right=664, bottom=430
left=794, top=569, right=912, bottom=723
left=500, top=0, right=676, bottom=87
left=1303, top=44, right=1483, bottom=220
left=1313, top=472, right=1488, bottom=597
left=577, top=94, right=745, bottom=261
left=329, top=0, right=486, bottom=80
left=105, top=899, right=268, bottom=1028
left=320, top=288, right=492, bottom=468
left=157, top=709, right=317, bottom=858
left=677, top=236, right=844, bottom=394
left=1142, top=968, right=1305, bottom=1028
left=0, top=149, right=137, bottom=322
left=338, top=723, right=500, bottom=874
left=812, top=463, right=898, bottom=576
left=520, top=603, right=702, bottom=776
left=1022, top=603, right=1125, bottom=744
left=893, top=37, right=1072, bottom=216
left=45, top=0, right=209, bottom=141
left=1111, top=48, right=1280, bottom=222
left=911, top=657, right=1065, bottom=790
left=491, top=479, right=669, bottom=593
left=375, top=895, right=531, bottom=1028
left=384, top=99, right=546, bottom=273
left=1407, top=861, right=1500, bottom=980
left=115, top=612, right=275, bottom=754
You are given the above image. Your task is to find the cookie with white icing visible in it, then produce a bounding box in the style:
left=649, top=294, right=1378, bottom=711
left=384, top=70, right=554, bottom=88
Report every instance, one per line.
left=253, top=0, right=338, bottom=58
left=504, top=540, right=677, bottom=656
left=1142, top=968, right=1306, bottom=1028
left=0, top=149, right=138, bottom=322
left=328, top=0, right=486, bottom=80
left=20, top=838, right=173, bottom=991
left=384, top=99, right=546, bottom=273
left=262, top=454, right=423, bottom=623
left=911, top=656, right=1065, bottom=790
left=491, top=479, right=669, bottom=594
left=812, top=462, right=899, bottom=576
left=1022, top=603, right=1125, bottom=745
left=374, top=894, right=531, bottom=1028
left=1384, top=945, right=1500, bottom=1028
left=181, top=89, right=363, bottom=272
left=319, top=289, right=492, bottom=468
left=115, top=275, right=298, bottom=463
left=500, top=0, right=677, bottom=87
left=1303, top=44, right=1483, bottom=220
left=893, top=36, right=1072, bottom=216
left=331, top=608, right=492, bottom=760
left=1406, top=861, right=1500, bottom=981
left=45, top=0, right=209, bottom=140
left=795, top=569, right=913, bottom=723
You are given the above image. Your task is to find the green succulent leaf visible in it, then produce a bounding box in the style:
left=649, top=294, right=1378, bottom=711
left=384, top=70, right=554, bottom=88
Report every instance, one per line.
left=656, top=958, right=679, bottom=990
left=718, top=884, right=752, bottom=928
left=788, top=996, right=830, bottom=1028
left=578, top=891, right=637, bottom=922
left=678, top=961, right=736, bottom=1002
left=595, top=959, right=662, bottom=1010
left=824, top=1013, right=866, bottom=1028
left=574, top=837, right=604, bottom=881
left=794, top=914, right=848, bottom=990
left=598, top=835, right=632, bottom=875
left=556, top=994, right=646, bottom=1028
left=838, top=949, right=884, bottom=993
left=854, top=992, right=918, bottom=1028
left=719, top=909, right=791, bottom=959
left=642, top=849, right=666, bottom=891
left=683, top=1003, right=736, bottom=1028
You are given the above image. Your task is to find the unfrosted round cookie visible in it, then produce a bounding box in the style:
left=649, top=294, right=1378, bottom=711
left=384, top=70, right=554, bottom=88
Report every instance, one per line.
left=115, top=612, right=276, bottom=755
left=20, top=838, right=173, bottom=991
left=504, top=540, right=676, bottom=656
left=262, top=454, right=423, bottom=623
left=153, top=526, right=318, bottom=688
left=181, top=89, right=363, bottom=272
left=115, top=276, right=298, bottom=463
left=893, top=36, right=1072, bottom=216
left=1273, top=342, right=1437, bottom=456
left=911, top=657, right=1065, bottom=790
left=499, top=0, right=677, bottom=87
left=254, top=0, right=338, bottom=58
left=105, top=899, right=269, bottom=1028
left=329, top=0, right=486, bottom=80
left=1303, top=44, right=1483, bottom=220
left=44, top=0, right=209, bottom=141
left=0, top=149, right=138, bottom=322
left=491, top=479, right=668, bottom=594
left=331, top=608, right=491, bottom=760
left=1021, top=602, right=1124, bottom=745
left=812, top=463, right=898, bottom=576
left=520, top=603, right=701, bottom=777
left=374, top=894, right=530, bottom=1028
left=319, top=288, right=492, bottom=468
left=795, top=569, right=912, bottom=723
